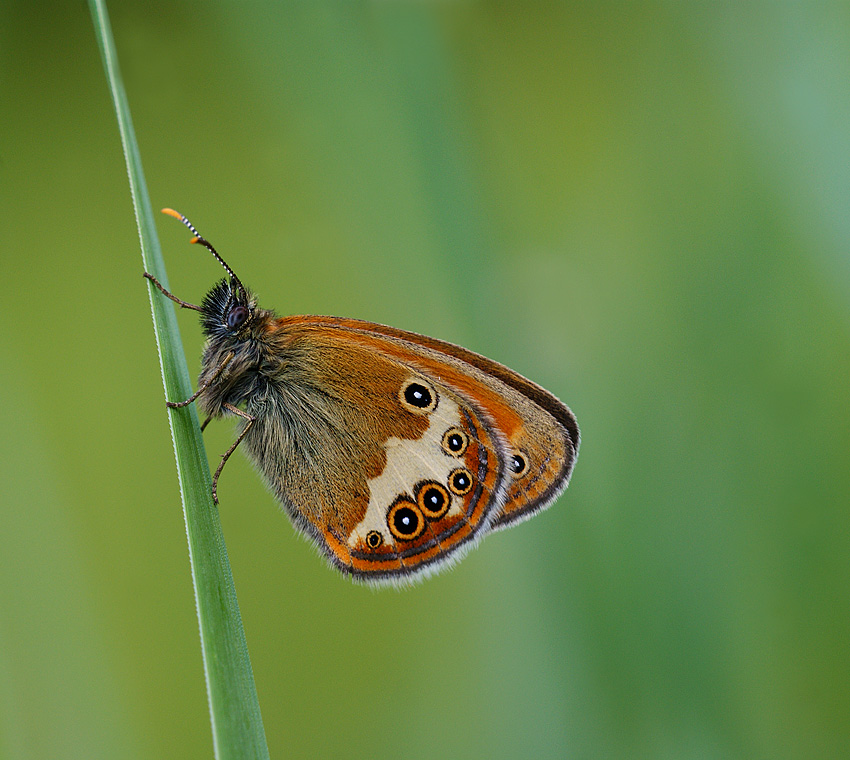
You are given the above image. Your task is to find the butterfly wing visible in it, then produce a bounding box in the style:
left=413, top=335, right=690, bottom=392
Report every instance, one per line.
left=238, top=318, right=509, bottom=584
left=239, top=316, right=578, bottom=585
left=311, top=317, right=580, bottom=531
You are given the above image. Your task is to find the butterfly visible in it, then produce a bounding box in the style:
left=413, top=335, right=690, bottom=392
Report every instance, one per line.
left=146, top=208, right=579, bottom=585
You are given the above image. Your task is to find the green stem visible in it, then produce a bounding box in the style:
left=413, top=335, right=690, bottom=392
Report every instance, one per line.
left=88, top=2, right=270, bottom=757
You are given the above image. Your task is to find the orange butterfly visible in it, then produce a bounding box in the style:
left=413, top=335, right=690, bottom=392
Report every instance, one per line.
left=147, top=209, right=579, bottom=585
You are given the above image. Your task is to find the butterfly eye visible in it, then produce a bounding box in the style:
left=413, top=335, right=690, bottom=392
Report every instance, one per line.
left=399, top=379, right=438, bottom=414
left=416, top=481, right=451, bottom=520
left=441, top=427, right=469, bottom=457
left=387, top=499, right=426, bottom=541
left=226, top=305, right=249, bottom=329
left=510, top=451, right=529, bottom=478
left=448, top=467, right=473, bottom=496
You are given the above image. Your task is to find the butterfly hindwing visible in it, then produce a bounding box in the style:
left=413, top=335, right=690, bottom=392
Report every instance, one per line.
left=241, top=320, right=510, bottom=584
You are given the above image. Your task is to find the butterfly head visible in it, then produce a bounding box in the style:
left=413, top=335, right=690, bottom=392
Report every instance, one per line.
left=200, top=276, right=259, bottom=340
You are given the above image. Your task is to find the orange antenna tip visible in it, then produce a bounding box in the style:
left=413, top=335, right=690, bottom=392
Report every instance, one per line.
left=189, top=236, right=201, bottom=245
left=161, top=207, right=183, bottom=220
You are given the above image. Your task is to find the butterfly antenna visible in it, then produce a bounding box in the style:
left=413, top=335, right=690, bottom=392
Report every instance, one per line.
left=161, top=208, right=248, bottom=302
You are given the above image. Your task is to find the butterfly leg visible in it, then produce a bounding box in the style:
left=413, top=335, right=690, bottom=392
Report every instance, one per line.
left=144, top=272, right=203, bottom=312
left=166, top=353, right=233, bottom=408
left=211, top=402, right=256, bottom=505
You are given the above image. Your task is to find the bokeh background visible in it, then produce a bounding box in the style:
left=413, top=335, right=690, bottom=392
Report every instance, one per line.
left=2, top=2, right=849, bottom=758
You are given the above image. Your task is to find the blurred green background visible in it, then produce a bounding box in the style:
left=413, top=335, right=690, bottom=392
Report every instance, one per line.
left=2, top=2, right=850, bottom=758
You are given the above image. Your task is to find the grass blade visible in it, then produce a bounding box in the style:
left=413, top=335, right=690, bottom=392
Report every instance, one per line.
left=88, top=2, right=270, bottom=757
